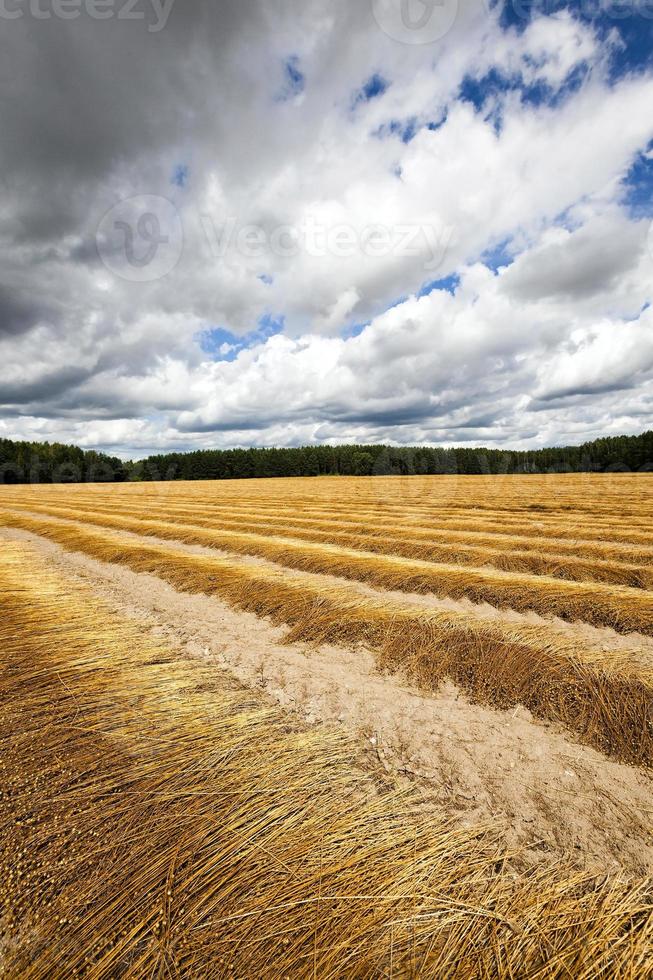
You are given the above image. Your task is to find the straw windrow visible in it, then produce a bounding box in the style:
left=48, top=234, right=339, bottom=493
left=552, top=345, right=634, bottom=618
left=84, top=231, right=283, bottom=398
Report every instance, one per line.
left=3, top=502, right=653, bottom=634
left=1, top=510, right=651, bottom=767
left=1, top=538, right=653, bottom=978
left=6, top=482, right=653, bottom=551
left=8, top=498, right=653, bottom=588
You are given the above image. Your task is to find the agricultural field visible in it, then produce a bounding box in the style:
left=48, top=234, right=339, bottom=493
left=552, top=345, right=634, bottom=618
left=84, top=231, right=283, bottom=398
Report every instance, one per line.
left=1, top=473, right=653, bottom=977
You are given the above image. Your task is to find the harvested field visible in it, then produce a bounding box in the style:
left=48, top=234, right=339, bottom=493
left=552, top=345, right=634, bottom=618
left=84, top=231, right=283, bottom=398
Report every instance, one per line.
left=3, top=503, right=653, bottom=634
left=2, top=474, right=653, bottom=977
left=2, top=508, right=653, bottom=767
left=6, top=498, right=653, bottom=587
left=2, top=536, right=653, bottom=978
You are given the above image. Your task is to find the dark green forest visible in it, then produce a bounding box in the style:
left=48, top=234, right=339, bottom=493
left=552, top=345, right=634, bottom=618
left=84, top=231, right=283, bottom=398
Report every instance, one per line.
left=0, top=438, right=128, bottom=484
left=132, top=432, right=653, bottom=481
left=0, top=431, right=651, bottom=484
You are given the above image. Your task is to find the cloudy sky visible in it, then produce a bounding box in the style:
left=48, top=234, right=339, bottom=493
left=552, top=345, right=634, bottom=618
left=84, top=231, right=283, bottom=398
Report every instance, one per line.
left=2, top=0, right=653, bottom=458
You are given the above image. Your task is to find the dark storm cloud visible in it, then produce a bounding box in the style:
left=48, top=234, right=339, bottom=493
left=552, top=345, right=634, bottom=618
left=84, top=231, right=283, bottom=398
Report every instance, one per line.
left=0, top=0, right=367, bottom=213
left=0, top=2, right=262, bottom=183
left=499, top=217, right=646, bottom=303
left=449, top=414, right=498, bottom=428
left=68, top=236, right=103, bottom=265
left=530, top=380, right=637, bottom=406
left=0, top=365, right=92, bottom=404
left=174, top=402, right=439, bottom=434
left=0, top=286, right=48, bottom=337
left=321, top=400, right=438, bottom=427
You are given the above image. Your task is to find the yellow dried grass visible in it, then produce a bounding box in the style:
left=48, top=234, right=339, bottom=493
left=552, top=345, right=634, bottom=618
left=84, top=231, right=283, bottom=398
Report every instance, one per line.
left=1, top=539, right=653, bottom=978
left=6, top=480, right=653, bottom=559
left=14, top=498, right=653, bottom=588
left=36, top=473, right=651, bottom=542
left=5, top=504, right=653, bottom=635
left=1, top=511, right=652, bottom=767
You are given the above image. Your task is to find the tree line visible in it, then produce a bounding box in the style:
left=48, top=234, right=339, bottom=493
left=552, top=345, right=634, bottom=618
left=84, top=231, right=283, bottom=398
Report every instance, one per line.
left=0, top=438, right=128, bottom=484
left=0, top=431, right=651, bottom=484
left=132, top=431, right=653, bottom=481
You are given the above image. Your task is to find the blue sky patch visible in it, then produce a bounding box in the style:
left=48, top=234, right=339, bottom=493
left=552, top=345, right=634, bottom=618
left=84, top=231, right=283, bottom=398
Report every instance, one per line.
left=606, top=14, right=653, bottom=77
left=376, top=112, right=447, bottom=144
left=481, top=237, right=515, bottom=273
left=171, top=164, right=189, bottom=188
left=459, top=61, right=587, bottom=119
left=198, top=314, right=284, bottom=362
left=352, top=73, right=389, bottom=108
left=341, top=321, right=369, bottom=340
left=278, top=56, right=305, bottom=101
left=498, top=0, right=653, bottom=78
left=418, top=274, right=460, bottom=297
left=426, top=112, right=448, bottom=132
left=621, top=142, right=653, bottom=218
left=375, top=117, right=419, bottom=143
left=459, top=70, right=502, bottom=112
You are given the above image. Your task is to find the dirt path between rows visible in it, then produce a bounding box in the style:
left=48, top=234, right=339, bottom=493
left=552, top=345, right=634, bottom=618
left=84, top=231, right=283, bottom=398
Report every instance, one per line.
left=7, top=506, right=653, bottom=661
left=4, top=525, right=652, bottom=876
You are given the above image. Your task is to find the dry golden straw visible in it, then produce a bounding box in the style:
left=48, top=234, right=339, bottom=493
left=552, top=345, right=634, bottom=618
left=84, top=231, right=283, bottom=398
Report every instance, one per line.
left=1, top=510, right=651, bottom=767
left=1, top=539, right=653, bottom=978
left=4, top=502, right=653, bottom=634
left=9, top=497, right=653, bottom=587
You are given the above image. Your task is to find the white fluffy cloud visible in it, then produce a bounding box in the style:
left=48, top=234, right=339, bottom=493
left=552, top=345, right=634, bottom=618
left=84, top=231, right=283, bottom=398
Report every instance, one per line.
left=1, top=0, right=653, bottom=456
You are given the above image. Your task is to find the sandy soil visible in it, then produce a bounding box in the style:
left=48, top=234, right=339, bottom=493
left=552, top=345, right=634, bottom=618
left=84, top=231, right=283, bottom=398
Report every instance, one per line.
left=4, top=525, right=652, bottom=876
left=8, top=507, right=653, bottom=660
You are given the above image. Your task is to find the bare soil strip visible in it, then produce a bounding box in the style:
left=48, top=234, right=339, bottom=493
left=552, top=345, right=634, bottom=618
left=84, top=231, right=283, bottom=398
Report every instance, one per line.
left=8, top=488, right=653, bottom=552
left=4, top=535, right=653, bottom=978
left=10, top=498, right=653, bottom=588
left=4, top=504, right=653, bottom=634
left=7, top=506, right=653, bottom=660
left=3, top=524, right=653, bottom=879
